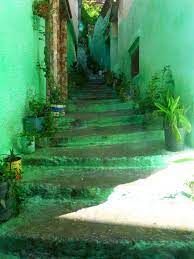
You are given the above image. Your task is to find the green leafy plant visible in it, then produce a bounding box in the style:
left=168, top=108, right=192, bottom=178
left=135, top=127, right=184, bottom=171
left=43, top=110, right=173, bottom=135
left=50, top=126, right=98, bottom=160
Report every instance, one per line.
left=49, top=87, right=65, bottom=105
left=28, top=96, right=49, bottom=117
left=81, top=0, right=101, bottom=40
left=0, top=163, right=6, bottom=209
left=0, top=161, right=14, bottom=209
left=137, top=66, right=175, bottom=114
left=155, top=93, right=191, bottom=141
left=4, top=149, right=19, bottom=163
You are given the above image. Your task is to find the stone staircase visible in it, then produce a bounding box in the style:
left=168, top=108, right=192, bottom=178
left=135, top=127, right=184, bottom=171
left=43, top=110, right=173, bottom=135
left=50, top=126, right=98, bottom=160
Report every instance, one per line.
left=0, top=78, right=193, bottom=258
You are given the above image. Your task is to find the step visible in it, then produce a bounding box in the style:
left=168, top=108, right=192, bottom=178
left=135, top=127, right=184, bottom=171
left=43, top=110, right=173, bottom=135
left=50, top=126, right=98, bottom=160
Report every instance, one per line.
left=71, top=98, right=123, bottom=104
left=56, top=112, right=144, bottom=132
left=20, top=166, right=154, bottom=200
left=72, top=94, right=117, bottom=101
left=0, top=252, right=19, bottom=258
left=0, top=197, right=193, bottom=257
left=67, top=100, right=134, bottom=113
left=23, top=142, right=167, bottom=169
left=50, top=128, right=164, bottom=148
left=73, top=88, right=115, bottom=94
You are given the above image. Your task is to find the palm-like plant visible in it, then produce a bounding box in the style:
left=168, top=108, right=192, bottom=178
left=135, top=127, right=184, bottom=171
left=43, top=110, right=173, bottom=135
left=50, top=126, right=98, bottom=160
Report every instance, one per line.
left=155, top=93, right=191, bottom=141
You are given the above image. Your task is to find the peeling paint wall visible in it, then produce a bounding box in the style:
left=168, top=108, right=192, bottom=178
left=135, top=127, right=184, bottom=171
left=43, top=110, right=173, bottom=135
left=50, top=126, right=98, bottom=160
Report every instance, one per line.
left=0, top=0, right=45, bottom=153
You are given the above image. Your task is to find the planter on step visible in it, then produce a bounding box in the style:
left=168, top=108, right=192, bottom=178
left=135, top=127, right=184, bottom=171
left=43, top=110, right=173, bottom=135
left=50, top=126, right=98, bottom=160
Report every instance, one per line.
left=164, top=127, right=185, bottom=152
left=0, top=189, right=17, bottom=223
left=23, top=116, right=45, bottom=133
left=155, top=94, right=191, bottom=152
left=50, top=104, right=66, bottom=117
left=0, top=161, right=19, bottom=223
left=19, top=135, right=35, bottom=154
left=4, top=149, right=22, bottom=180
left=0, top=182, right=8, bottom=200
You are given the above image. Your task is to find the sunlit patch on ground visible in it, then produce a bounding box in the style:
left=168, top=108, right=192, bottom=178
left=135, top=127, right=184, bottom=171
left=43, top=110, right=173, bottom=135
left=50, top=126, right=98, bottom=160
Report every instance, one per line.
left=59, top=156, right=194, bottom=231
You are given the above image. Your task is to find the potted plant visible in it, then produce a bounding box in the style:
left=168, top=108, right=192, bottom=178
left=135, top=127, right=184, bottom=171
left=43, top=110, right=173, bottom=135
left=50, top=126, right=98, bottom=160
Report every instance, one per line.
left=50, top=87, right=66, bottom=117
left=33, top=0, right=49, bottom=18
left=23, top=97, right=49, bottom=133
left=18, top=132, right=35, bottom=154
left=3, top=149, right=22, bottom=180
left=0, top=164, right=8, bottom=211
left=0, top=162, right=19, bottom=223
left=155, top=93, right=191, bottom=151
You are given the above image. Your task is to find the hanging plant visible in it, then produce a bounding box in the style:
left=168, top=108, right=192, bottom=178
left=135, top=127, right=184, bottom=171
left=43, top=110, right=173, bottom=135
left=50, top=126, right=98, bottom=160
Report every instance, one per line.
left=33, top=0, right=49, bottom=19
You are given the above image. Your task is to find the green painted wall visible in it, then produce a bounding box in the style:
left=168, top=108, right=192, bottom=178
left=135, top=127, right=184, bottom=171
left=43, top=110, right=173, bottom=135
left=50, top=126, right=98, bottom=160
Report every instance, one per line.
left=92, top=0, right=194, bottom=145
left=119, top=0, right=194, bottom=98
left=118, top=0, right=194, bottom=145
left=0, top=0, right=46, bottom=154
left=67, top=22, right=77, bottom=69
left=90, top=10, right=111, bottom=69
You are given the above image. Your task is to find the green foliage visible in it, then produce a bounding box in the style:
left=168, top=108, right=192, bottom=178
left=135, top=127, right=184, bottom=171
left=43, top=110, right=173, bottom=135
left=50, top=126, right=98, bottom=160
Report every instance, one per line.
left=137, top=66, right=175, bottom=114
left=114, top=75, right=131, bottom=102
left=28, top=96, right=49, bottom=117
left=4, top=149, right=19, bottom=163
left=26, top=92, right=55, bottom=137
left=49, top=87, right=65, bottom=105
left=0, top=162, right=5, bottom=183
left=81, top=0, right=101, bottom=40
left=106, top=72, right=131, bottom=102
left=155, top=92, right=191, bottom=141
left=82, top=0, right=101, bottom=25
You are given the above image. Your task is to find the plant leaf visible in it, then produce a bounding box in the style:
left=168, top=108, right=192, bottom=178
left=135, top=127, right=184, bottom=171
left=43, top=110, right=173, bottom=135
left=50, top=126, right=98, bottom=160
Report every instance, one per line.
left=0, top=199, right=6, bottom=209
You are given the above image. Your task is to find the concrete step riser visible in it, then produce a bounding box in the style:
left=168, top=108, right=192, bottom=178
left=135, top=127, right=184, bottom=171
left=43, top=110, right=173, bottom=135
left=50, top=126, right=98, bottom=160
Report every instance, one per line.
left=1, top=236, right=191, bottom=258
left=56, top=115, right=144, bottom=130
left=50, top=130, right=164, bottom=148
left=74, top=96, right=117, bottom=101
left=68, top=102, right=134, bottom=113
left=24, top=155, right=167, bottom=169
left=20, top=184, right=112, bottom=201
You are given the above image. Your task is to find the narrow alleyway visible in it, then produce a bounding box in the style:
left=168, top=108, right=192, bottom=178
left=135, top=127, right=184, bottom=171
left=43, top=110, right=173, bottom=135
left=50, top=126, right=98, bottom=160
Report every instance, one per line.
left=0, top=77, right=194, bottom=257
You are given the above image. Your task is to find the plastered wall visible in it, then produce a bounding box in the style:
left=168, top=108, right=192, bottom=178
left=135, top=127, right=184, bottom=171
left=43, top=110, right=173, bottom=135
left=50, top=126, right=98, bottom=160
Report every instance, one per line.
left=0, top=0, right=45, bottom=153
